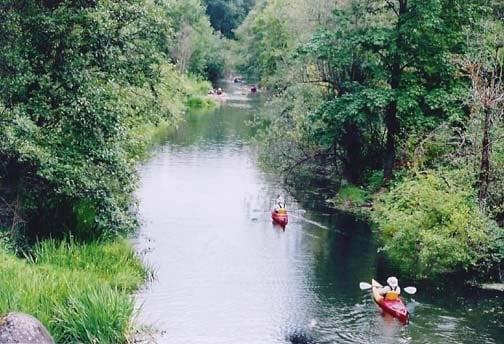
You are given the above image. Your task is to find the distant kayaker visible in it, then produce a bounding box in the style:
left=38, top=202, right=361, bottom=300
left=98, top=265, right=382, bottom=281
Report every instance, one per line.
left=379, top=276, right=401, bottom=301
left=274, top=195, right=286, bottom=213
left=216, top=87, right=223, bottom=95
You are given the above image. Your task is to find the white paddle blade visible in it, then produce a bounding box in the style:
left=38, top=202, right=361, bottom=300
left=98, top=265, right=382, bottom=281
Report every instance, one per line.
left=360, top=282, right=372, bottom=290
left=404, top=286, right=417, bottom=294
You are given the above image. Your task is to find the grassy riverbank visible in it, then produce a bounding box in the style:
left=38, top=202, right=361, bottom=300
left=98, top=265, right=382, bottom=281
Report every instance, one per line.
left=0, top=0, right=224, bottom=342
left=0, top=85, right=212, bottom=342
left=0, top=239, right=147, bottom=343
left=327, top=185, right=370, bottom=214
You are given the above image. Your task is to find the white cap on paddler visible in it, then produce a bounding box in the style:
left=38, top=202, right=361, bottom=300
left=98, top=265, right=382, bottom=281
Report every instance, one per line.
left=387, top=276, right=398, bottom=288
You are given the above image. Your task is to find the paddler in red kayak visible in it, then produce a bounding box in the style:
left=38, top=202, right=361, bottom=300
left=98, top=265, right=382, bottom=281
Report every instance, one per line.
left=273, top=195, right=286, bottom=213
left=378, top=276, right=401, bottom=301
left=272, top=195, right=288, bottom=228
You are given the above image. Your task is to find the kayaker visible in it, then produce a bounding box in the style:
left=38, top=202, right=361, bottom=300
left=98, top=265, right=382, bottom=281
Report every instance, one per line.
left=379, top=276, right=401, bottom=301
left=274, top=195, right=286, bottom=213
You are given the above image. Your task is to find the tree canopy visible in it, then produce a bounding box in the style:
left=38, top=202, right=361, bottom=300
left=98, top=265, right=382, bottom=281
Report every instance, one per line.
left=203, top=0, right=255, bottom=38
left=0, top=0, right=215, bottom=239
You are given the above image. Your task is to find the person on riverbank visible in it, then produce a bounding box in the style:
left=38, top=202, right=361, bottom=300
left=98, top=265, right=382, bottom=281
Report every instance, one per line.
left=379, top=276, right=401, bottom=301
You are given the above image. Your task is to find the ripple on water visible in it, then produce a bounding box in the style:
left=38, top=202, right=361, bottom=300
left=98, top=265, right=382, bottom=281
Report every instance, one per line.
left=407, top=303, right=500, bottom=344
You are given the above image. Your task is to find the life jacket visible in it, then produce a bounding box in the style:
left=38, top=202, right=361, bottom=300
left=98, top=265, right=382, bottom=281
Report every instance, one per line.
left=385, top=286, right=399, bottom=301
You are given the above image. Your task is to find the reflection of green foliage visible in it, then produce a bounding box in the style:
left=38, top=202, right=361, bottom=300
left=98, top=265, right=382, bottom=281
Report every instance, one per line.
left=373, top=171, right=494, bottom=279
left=171, top=105, right=255, bottom=146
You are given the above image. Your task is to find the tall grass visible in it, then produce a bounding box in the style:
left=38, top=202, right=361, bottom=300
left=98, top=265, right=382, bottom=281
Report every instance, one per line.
left=0, top=239, right=147, bottom=343
left=52, top=286, right=134, bottom=344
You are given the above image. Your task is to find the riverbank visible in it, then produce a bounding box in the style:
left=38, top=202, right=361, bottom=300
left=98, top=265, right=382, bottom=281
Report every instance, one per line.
left=0, top=239, right=147, bottom=343
left=0, top=1, right=227, bottom=342
left=0, top=79, right=213, bottom=343
left=326, top=184, right=373, bottom=217
left=327, top=169, right=504, bottom=284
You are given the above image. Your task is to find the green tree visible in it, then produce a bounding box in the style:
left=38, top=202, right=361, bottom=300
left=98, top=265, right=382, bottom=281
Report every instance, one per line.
left=203, top=0, right=255, bottom=38
left=0, top=0, right=212, bottom=239
left=370, top=0, right=481, bottom=179
left=299, top=0, right=482, bottom=181
left=165, top=0, right=225, bottom=81
left=234, top=0, right=333, bottom=87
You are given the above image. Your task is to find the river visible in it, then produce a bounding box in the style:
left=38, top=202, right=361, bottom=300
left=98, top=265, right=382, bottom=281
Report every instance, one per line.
left=134, top=81, right=504, bottom=344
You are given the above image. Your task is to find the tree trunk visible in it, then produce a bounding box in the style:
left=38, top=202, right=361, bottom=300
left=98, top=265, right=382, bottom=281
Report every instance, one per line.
left=383, top=0, right=406, bottom=181
left=342, top=122, right=364, bottom=184
left=478, top=108, right=492, bottom=202
left=384, top=100, right=399, bottom=181
left=383, top=59, right=402, bottom=181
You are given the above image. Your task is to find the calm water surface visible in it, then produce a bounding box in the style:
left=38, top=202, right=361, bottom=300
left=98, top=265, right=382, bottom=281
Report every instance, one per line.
left=135, top=82, right=504, bottom=344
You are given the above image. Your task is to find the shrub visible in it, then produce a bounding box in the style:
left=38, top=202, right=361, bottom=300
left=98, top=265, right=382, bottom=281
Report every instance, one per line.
left=365, top=170, right=384, bottom=194
left=373, top=171, right=493, bottom=279
left=329, top=184, right=368, bottom=210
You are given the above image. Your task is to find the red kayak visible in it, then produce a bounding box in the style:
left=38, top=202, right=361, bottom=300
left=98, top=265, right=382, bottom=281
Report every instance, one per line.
left=372, top=279, right=409, bottom=324
left=272, top=209, right=288, bottom=227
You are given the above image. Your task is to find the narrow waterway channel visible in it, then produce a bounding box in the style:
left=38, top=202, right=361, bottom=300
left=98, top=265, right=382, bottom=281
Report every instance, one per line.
left=135, top=82, right=504, bottom=344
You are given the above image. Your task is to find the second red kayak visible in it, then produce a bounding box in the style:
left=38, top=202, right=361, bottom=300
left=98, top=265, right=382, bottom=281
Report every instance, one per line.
left=371, top=279, right=409, bottom=324
left=272, top=209, right=288, bottom=227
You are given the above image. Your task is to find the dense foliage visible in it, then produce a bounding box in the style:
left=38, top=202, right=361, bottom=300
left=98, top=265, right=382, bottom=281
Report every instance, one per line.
left=166, top=0, right=226, bottom=81
left=235, top=0, right=335, bottom=86
left=373, top=172, right=494, bottom=278
left=238, top=0, right=504, bottom=281
left=0, top=0, right=213, bottom=240
left=0, top=1, right=222, bottom=341
left=203, top=0, right=255, bottom=38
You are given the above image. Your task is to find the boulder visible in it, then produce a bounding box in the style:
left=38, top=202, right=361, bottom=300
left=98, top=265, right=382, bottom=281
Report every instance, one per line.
left=0, top=312, right=54, bottom=344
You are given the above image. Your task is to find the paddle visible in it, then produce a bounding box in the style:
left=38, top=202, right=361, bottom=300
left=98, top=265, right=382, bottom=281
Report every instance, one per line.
left=360, top=282, right=417, bottom=295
